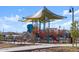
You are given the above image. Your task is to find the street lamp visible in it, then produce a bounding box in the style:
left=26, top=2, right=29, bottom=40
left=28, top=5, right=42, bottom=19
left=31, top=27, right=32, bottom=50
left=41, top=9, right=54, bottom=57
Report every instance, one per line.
left=69, top=7, right=75, bottom=46
left=69, top=7, right=75, bottom=23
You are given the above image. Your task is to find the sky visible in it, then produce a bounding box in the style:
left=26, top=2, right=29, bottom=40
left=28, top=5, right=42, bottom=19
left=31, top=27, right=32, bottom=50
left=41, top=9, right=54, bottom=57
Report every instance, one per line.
left=0, top=6, right=79, bottom=32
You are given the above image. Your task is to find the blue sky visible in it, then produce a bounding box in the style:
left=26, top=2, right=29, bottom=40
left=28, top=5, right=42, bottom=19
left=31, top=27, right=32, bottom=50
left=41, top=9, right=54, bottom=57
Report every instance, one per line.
left=0, top=6, right=79, bottom=32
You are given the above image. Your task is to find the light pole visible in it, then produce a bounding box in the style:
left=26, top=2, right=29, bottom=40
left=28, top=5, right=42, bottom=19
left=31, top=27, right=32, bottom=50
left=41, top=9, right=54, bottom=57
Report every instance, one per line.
left=58, top=26, right=61, bottom=43
left=69, top=7, right=75, bottom=23
left=69, top=7, right=75, bottom=46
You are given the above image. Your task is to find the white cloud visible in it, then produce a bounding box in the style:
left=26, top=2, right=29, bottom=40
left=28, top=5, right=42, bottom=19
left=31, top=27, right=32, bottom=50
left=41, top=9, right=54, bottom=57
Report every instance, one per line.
left=3, top=15, right=20, bottom=22
left=0, top=17, right=11, bottom=29
left=63, top=10, right=71, bottom=15
left=22, top=22, right=32, bottom=28
left=56, top=21, right=72, bottom=30
left=2, top=24, right=11, bottom=29
left=63, top=9, right=79, bottom=16
left=15, top=15, right=20, bottom=20
left=62, top=20, right=72, bottom=28
left=74, top=10, right=79, bottom=15
left=18, top=8, right=24, bottom=12
left=23, top=24, right=26, bottom=28
left=0, top=15, right=21, bottom=32
left=52, top=20, right=63, bottom=23
left=63, top=10, right=68, bottom=15
left=75, top=17, right=79, bottom=21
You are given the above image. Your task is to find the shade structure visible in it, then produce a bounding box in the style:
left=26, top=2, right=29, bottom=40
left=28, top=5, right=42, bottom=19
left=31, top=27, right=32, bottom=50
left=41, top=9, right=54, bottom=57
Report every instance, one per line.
left=20, top=7, right=66, bottom=43
left=22, top=7, right=65, bottom=22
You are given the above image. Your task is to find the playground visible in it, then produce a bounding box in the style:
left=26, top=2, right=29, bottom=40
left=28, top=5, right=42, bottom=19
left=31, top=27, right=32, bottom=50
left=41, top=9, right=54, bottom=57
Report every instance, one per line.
left=0, top=6, right=79, bottom=52
left=19, top=7, right=72, bottom=44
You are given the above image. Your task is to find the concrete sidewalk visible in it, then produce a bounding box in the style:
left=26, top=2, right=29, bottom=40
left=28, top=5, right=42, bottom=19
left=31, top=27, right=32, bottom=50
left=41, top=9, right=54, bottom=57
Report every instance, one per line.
left=5, top=41, right=41, bottom=45
left=0, top=43, right=79, bottom=52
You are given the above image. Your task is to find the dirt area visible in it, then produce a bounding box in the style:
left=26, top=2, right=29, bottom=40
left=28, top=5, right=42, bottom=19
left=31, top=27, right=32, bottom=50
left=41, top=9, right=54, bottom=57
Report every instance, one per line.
left=0, top=42, right=18, bottom=49
left=1, top=41, right=79, bottom=52
left=0, top=41, right=34, bottom=49
left=31, top=47, right=79, bottom=52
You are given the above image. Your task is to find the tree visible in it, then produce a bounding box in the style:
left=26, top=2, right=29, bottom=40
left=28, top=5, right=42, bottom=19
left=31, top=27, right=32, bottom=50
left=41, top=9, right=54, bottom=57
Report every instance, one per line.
left=8, top=33, right=13, bottom=40
left=70, top=21, right=79, bottom=47
left=0, top=32, right=3, bottom=41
